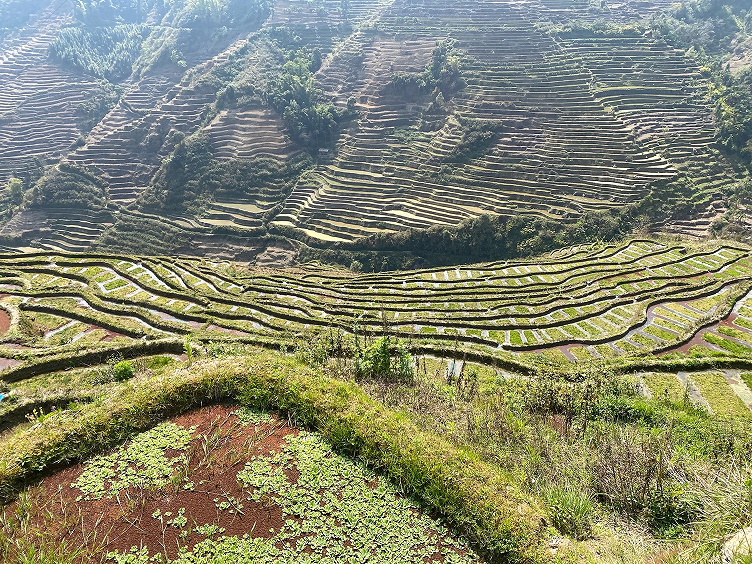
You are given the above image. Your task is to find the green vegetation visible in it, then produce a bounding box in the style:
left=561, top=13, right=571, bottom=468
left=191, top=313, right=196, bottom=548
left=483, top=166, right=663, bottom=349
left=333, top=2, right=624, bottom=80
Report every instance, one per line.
left=50, top=25, right=149, bottom=81
left=442, top=120, right=502, bottom=163
left=0, top=239, right=750, bottom=562
left=95, top=215, right=190, bottom=255
left=309, top=211, right=625, bottom=269
left=265, top=49, right=350, bottom=148
left=691, top=371, right=752, bottom=419
left=0, top=353, right=545, bottom=563
left=651, top=0, right=752, bottom=163
left=6, top=0, right=752, bottom=559
left=354, top=335, right=414, bottom=383
left=215, top=431, right=477, bottom=563
left=72, top=0, right=164, bottom=25
left=542, top=485, right=594, bottom=540
left=112, top=360, right=135, bottom=381
left=26, top=164, right=107, bottom=211
left=139, top=134, right=311, bottom=216
left=71, top=421, right=194, bottom=500
left=390, top=39, right=463, bottom=97
left=76, top=82, right=124, bottom=133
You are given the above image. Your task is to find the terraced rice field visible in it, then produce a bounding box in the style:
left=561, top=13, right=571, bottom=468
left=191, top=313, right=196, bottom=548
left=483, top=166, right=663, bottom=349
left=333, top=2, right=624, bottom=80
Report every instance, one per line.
left=273, top=0, right=730, bottom=241
left=4, top=240, right=752, bottom=563
left=0, top=0, right=739, bottom=249
left=0, top=239, right=749, bottom=370
left=0, top=3, right=103, bottom=183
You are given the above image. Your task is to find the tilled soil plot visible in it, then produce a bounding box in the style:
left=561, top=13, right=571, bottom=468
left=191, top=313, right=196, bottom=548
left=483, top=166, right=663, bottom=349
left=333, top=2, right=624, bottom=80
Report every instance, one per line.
left=1, top=404, right=480, bottom=563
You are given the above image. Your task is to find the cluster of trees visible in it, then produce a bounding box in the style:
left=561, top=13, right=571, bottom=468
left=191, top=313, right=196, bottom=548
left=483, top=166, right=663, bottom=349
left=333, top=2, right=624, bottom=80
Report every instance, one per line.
left=709, top=68, right=752, bottom=161
left=293, top=209, right=633, bottom=272
left=59, top=0, right=272, bottom=79
left=352, top=212, right=626, bottom=263
left=76, top=82, right=123, bottom=133
left=95, top=215, right=189, bottom=255
left=72, top=0, right=164, bottom=25
left=651, top=0, right=750, bottom=56
left=712, top=178, right=752, bottom=239
left=177, top=0, right=271, bottom=27
left=139, top=134, right=310, bottom=216
left=26, top=164, right=107, bottom=211
left=265, top=49, right=350, bottom=148
left=442, top=119, right=501, bottom=163
left=389, top=40, right=463, bottom=98
left=50, top=25, right=149, bottom=81
left=0, top=0, right=49, bottom=41
left=650, top=0, right=752, bottom=165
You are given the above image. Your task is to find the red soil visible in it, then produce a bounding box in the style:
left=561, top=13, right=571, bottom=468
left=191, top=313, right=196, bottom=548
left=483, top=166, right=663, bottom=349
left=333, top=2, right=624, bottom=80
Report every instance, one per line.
left=0, top=309, right=10, bottom=336
left=5, top=405, right=298, bottom=563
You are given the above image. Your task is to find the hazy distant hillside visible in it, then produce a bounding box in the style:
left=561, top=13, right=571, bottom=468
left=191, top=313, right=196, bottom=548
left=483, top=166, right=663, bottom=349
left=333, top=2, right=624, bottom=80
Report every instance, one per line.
left=0, top=0, right=750, bottom=267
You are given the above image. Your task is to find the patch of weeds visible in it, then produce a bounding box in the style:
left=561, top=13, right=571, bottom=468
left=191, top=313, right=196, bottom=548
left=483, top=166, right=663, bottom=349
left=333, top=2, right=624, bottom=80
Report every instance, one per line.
left=231, top=406, right=272, bottom=426
left=152, top=508, right=188, bottom=529
left=193, top=524, right=225, bottom=537
left=111, top=431, right=478, bottom=563
left=107, top=545, right=158, bottom=563
left=543, top=484, right=594, bottom=540
left=213, top=495, right=243, bottom=514
left=71, top=422, right=195, bottom=500
left=233, top=431, right=477, bottom=562
left=113, top=360, right=135, bottom=382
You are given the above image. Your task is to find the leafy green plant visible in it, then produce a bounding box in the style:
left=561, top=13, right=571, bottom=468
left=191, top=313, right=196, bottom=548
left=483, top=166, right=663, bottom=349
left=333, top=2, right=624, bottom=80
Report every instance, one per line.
left=543, top=484, right=594, bottom=540
left=183, top=335, right=194, bottom=366
left=646, top=488, right=698, bottom=538
left=354, top=336, right=414, bottom=383
left=112, top=361, right=134, bottom=382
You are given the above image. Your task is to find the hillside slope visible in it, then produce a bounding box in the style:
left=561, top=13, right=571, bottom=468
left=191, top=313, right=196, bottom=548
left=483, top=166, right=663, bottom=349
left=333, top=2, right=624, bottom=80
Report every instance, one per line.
left=0, top=0, right=749, bottom=262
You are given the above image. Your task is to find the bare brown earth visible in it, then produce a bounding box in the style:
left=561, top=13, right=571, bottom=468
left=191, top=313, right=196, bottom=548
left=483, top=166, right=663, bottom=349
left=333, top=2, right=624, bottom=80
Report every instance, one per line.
left=0, top=309, right=10, bottom=336
left=6, top=405, right=296, bottom=562
left=3, top=404, right=472, bottom=563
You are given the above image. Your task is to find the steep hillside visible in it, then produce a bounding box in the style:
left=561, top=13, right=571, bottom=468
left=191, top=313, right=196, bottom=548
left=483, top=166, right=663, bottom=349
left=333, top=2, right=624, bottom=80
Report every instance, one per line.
left=0, top=0, right=749, bottom=265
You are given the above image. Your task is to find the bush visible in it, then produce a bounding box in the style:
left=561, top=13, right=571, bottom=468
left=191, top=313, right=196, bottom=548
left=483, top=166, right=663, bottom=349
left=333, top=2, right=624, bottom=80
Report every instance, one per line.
left=543, top=485, right=594, bottom=539
left=592, top=427, right=672, bottom=514
left=26, top=164, right=107, bottom=211
left=646, top=488, right=698, bottom=538
left=355, top=336, right=414, bottom=383
left=112, top=360, right=135, bottom=382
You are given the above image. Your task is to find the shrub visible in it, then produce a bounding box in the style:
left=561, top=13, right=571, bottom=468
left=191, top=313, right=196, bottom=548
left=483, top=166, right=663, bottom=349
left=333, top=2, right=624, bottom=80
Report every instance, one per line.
left=646, top=488, right=698, bottom=538
left=112, top=361, right=135, bottom=382
left=355, top=336, right=414, bottom=383
left=592, top=427, right=672, bottom=514
left=543, top=484, right=594, bottom=539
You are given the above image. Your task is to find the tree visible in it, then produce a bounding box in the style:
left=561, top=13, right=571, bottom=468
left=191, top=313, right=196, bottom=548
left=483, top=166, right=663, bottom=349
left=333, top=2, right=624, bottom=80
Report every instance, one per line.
left=6, top=178, right=23, bottom=206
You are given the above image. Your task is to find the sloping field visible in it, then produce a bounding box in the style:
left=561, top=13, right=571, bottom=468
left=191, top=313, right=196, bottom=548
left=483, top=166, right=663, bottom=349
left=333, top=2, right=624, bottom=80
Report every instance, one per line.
left=0, top=240, right=751, bottom=375
left=274, top=0, right=730, bottom=241
left=3, top=242, right=752, bottom=563
left=0, top=0, right=743, bottom=252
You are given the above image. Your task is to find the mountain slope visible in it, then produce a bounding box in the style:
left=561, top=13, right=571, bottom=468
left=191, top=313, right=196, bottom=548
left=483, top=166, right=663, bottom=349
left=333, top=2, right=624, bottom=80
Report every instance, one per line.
left=0, top=0, right=749, bottom=262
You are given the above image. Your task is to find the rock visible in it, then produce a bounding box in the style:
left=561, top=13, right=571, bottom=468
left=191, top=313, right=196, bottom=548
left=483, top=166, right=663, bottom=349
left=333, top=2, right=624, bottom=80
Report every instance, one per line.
left=722, top=526, right=752, bottom=563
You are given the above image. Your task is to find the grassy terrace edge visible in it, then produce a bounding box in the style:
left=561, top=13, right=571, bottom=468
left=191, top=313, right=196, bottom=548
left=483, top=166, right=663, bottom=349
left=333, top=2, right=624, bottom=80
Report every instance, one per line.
left=0, top=352, right=546, bottom=564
